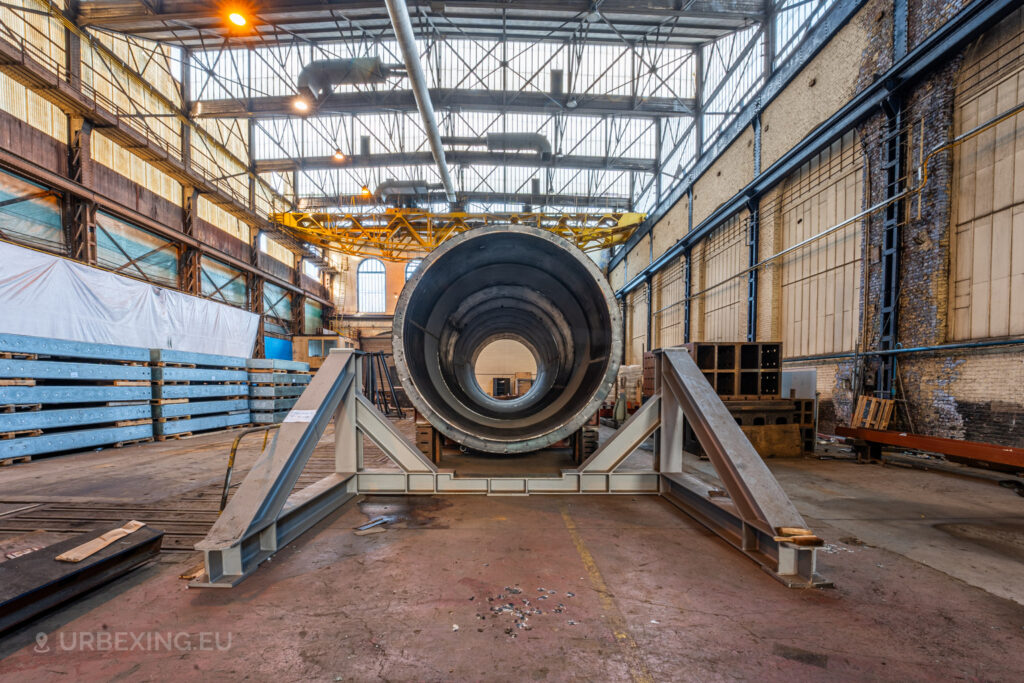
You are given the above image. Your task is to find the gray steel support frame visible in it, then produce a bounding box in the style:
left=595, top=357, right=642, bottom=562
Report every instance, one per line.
left=193, top=347, right=826, bottom=588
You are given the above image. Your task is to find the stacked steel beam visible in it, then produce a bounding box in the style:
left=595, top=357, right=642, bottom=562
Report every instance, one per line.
left=150, top=350, right=251, bottom=440
left=247, top=359, right=311, bottom=423
left=0, top=334, right=154, bottom=465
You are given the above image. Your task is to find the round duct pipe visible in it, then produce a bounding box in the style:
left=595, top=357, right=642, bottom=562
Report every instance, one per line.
left=485, top=132, right=552, bottom=158
left=440, top=133, right=553, bottom=160
left=374, top=179, right=443, bottom=202
left=297, top=58, right=401, bottom=100
left=393, top=225, right=621, bottom=454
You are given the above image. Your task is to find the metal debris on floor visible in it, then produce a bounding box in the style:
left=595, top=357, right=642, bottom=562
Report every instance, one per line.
left=472, top=585, right=579, bottom=638
left=354, top=517, right=388, bottom=530
left=353, top=516, right=390, bottom=536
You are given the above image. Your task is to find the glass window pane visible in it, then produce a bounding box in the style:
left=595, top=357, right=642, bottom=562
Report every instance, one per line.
left=405, top=258, right=422, bottom=281
left=358, top=258, right=386, bottom=313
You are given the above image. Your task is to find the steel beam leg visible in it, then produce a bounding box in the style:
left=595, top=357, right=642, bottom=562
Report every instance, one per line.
left=193, top=350, right=360, bottom=587
left=658, top=348, right=827, bottom=587
left=659, top=472, right=828, bottom=588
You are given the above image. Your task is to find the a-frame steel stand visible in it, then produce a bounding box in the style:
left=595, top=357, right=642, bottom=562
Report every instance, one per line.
left=193, top=348, right=828, bottom=588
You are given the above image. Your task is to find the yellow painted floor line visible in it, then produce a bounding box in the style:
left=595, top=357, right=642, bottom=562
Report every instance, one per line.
left=560, top=502, right=654, bottom=683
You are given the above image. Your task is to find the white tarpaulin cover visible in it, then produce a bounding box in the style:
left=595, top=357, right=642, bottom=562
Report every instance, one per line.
left=0, top=241, right=258, bottom=356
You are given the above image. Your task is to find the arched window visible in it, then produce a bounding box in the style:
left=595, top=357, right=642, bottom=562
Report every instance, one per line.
left=405, top=258, right=422, bottom=281
left=357, top=258, right=386, bottom=313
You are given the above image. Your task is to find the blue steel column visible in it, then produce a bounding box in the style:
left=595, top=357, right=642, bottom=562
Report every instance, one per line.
left=875, top=0, right=909, bottom=396
left=876, top=93, right=905, bottom=397
left=746, top=198, right=759, bottom=342
left=683, top=250, right=692, bottom=344
left=645, top=274, right=654, bottom=352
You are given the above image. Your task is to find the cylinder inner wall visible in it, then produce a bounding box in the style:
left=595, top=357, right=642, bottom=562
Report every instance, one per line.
left=393, top=226, right=620, bottom=454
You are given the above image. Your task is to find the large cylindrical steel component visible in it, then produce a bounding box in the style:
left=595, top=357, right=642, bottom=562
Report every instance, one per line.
left=393, top=225, right=621, bottom=454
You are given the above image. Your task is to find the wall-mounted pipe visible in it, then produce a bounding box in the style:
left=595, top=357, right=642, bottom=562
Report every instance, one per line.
left=782, top=338, right=1024, bottom=364
left=384, top=0, right=457, bottom=202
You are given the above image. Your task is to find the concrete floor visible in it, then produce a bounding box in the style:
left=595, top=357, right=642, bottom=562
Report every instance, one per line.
left=1, top=427, right=1023, bottom=681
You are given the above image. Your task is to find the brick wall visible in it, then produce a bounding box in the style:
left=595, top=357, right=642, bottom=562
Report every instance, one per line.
left=611, top=1, right=1024, bottom=446
left=898, top=351, right=1024, bottom=447
left=908, top=0, right=972, bottom=50
left=855, top=16, right=1024, bottom=446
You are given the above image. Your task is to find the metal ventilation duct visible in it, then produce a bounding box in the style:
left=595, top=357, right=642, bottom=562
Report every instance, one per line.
left=441, top=132, right=553, bottom=159
left=393, top=225, right=621, bottom=454
left=374, top=179, right=443, bottom=201
left=296, top=58, right=402, bottom=100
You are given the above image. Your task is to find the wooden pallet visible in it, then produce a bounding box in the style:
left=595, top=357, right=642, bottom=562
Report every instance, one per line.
left=0, top=455, right=31, bottom=466
left=151, top=398, right=189, bottom=405
left=155, top=413, right=246, bottom=422
left=247, top=368, right=310, bottom=374
left=0, top=352, right=38, bottom=360
left=153, top=363, right=243, bottom=370
left=1, top=404, right=42, bottom=413
left=113, top=437, right=155, bottom=448
left=851, top=397, right=895, bottom=430
left=1, top=429, right=44, bottom=439
left=155, top=432, right=192, bottom=442
left=152, top=380, right=246, bottom=385
left=114, top=418, right=153, bottom=427
left=0, top=379, right=36, bottom=387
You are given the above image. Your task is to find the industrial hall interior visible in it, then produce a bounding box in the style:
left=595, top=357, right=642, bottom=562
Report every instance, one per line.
left=0, top=0, right=1023, bottom=680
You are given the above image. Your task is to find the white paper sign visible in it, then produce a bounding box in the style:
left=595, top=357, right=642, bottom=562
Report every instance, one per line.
left=283, top=409, right=316, bottom=423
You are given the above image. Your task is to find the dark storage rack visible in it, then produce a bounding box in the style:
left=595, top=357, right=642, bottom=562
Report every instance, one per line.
left=685, top=342, right=781, bottom=400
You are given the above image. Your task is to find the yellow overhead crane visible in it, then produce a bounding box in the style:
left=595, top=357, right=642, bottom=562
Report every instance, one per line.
left=272, top=208, right=644, bottom=261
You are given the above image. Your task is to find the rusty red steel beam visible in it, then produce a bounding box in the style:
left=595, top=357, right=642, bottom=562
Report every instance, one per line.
left=835, top=427, right=1024, bottom=470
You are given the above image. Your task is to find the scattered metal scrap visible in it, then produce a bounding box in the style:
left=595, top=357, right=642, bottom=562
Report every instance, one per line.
left=471, top=584, right=578, bottom=638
